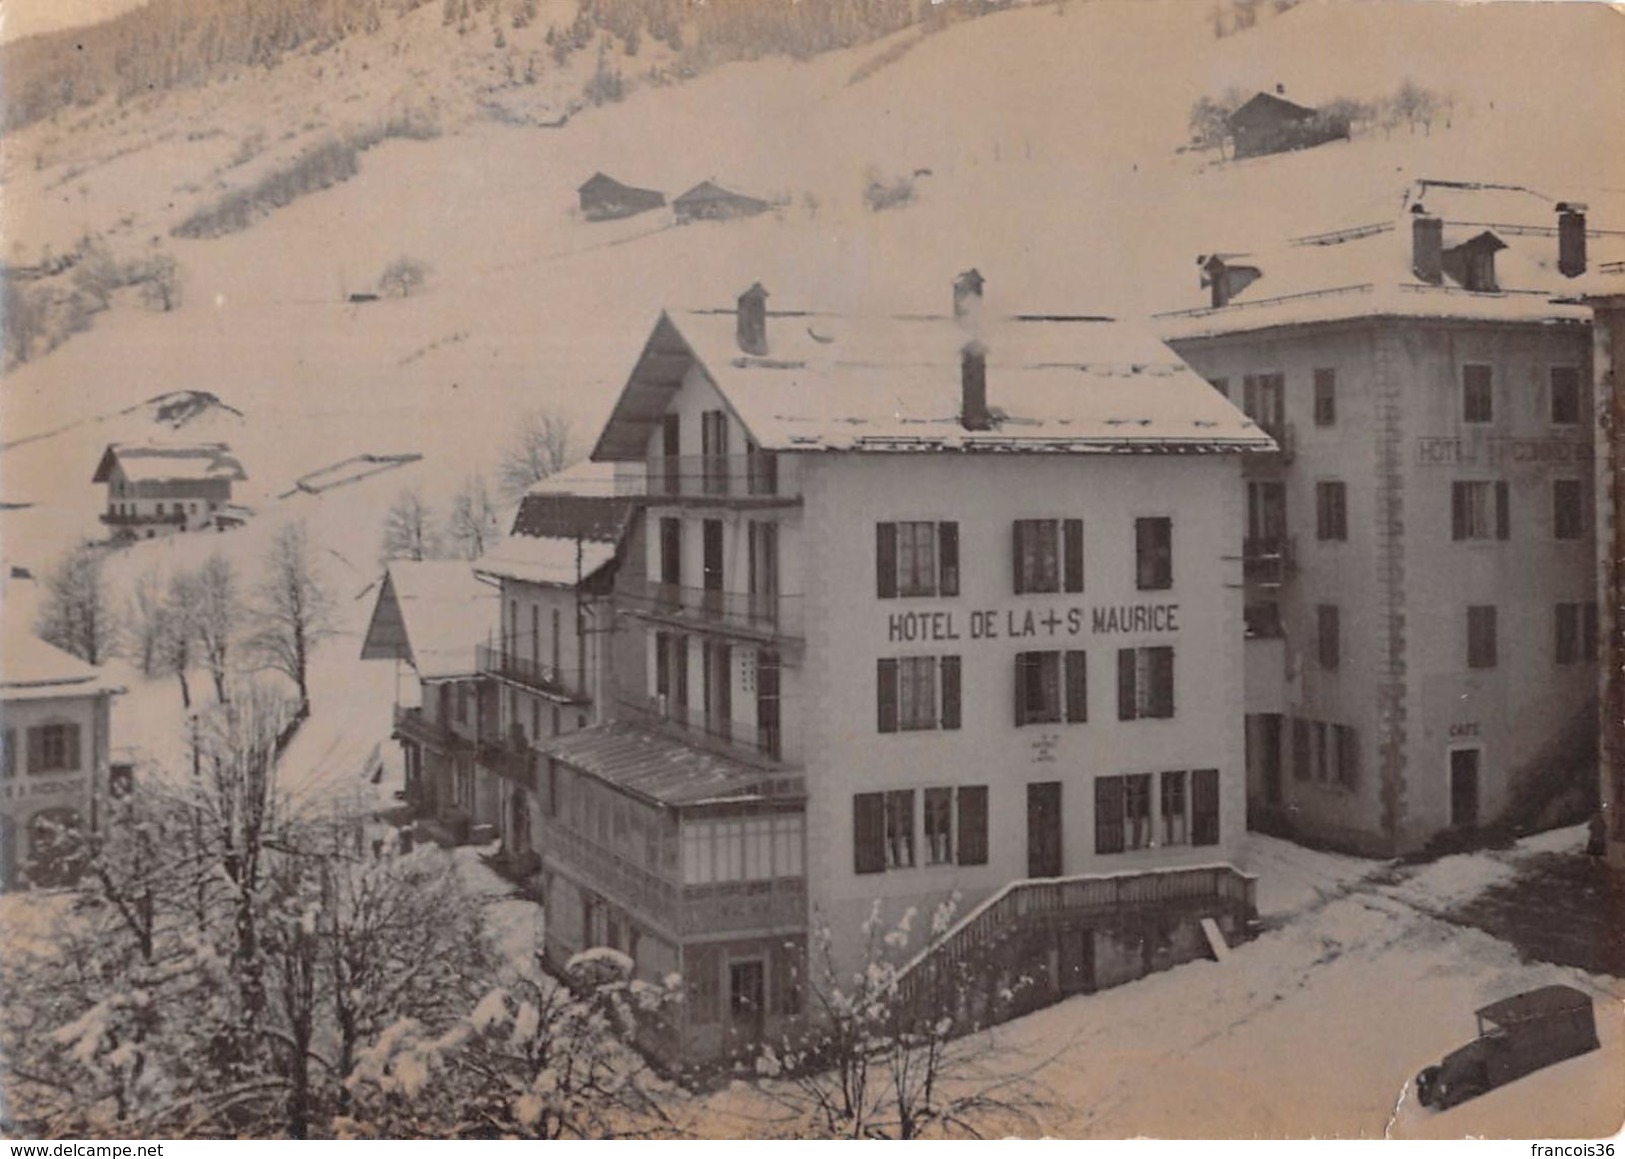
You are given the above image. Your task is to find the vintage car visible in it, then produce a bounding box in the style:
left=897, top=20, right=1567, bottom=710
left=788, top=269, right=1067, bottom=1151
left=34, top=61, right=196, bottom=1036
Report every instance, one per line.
left=1416, top=984, right=1600, bottom=1110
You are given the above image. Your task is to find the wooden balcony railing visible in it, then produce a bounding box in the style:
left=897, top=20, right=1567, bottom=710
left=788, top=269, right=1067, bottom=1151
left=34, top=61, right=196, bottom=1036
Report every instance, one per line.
left=644, top=453, right=796, bottom=502
left=541, top=814, right=806, bottom=938
left=101, top=510, right=187, bottom=527
left=1242, top=535, right=1296, bottom=587
left=393, top=705, right=471, bottom=753
left=617, top=577, right=803, bottom=641
left=477, top=643, right=591, bottom=703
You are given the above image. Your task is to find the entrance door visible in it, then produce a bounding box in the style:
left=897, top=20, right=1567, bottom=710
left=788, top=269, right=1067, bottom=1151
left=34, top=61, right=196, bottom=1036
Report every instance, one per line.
left=703, top=520, right=724, bottom=615
left=729, top=959, right=766, bottom=1044
left=1027, top=781, right=1062, bottom=878
left=1058, top=928, right=1095, bottom=995
left=1450, top=748, right=1480, bottom=828
left=1260, top=714, right=1283, bottom=806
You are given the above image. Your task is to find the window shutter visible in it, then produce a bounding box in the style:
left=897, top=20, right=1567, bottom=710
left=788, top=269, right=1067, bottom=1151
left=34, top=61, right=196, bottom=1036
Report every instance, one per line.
left=854, top=793, right=886, bottom=874
left=876, top=523, right=897, bottom=599
left=1117, top=649, right=1137, bottom=721
left=1063, top=519, right=1084, bottom=593
left=1451, top=483, right=1467, bottom=541
left=1192, top=768, right=1220, bottom=846
left=877, top=659, right=898, bottom=734
left=1095, top=776, right=1125, bottom=854
left=1, top=729, right=12, bottom=779
left=957, top=785, right=989, bottom=866
left=1339, top=727, right=1360, bottom=791
left=1152, top=647, right=1175, bottom=717
left=1011, top=521, right=1026, bottom=594
left=938, top=522, right=960, bottom=597
left=1292, top=717, right=1311, bottom=781
left=1495, top=481, right=1510, bottom=540
left=940, top=656, right=962, bottom=731
left=66, top=725, right=81, bottom=772
left=26, top=727, right=43, bottom=775
left=1065, top=650, right=1088, bottom=723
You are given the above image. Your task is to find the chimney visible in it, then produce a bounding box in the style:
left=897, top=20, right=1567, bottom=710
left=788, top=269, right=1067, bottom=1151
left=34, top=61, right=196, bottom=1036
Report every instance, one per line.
left=1411, top=209, right=1443, bottom=285
left=961, top=341, right=990, bottom=431
left=736, top=282, right=768, bottom=356
left=1558, top=202, right=1588, bottom=278
left=1275, top=82, right=1285, bottom=95
left=953, top=268, right=985, bottom=324
left=1203, top=255, right=1231, bottom=308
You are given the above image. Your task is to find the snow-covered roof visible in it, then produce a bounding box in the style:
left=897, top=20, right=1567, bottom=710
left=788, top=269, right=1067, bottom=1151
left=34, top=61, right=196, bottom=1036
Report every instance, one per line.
left=1159, top=180, right=1612, bottom=340
left=524, top=460, right=636, bottom=498
left=92, top=442, right=247, bottom=484
left=474, top=535, right=616, bottom=589
left=0, top=616, right=116, bottom=701
left=360, top=561, right=497, bottom=680
left=593, top=308, right=1273, bottom=460
left=537, top=720, right=797, bottom=808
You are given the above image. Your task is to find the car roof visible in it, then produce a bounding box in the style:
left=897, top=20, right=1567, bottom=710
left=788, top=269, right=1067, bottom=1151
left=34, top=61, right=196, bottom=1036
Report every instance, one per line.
left=1476, top=984, right=1593, bottom=1026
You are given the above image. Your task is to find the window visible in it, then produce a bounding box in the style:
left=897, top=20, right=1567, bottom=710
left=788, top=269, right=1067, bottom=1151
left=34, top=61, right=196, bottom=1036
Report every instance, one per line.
left=701, top=409, right=729, bottom=494
left=1313, top=368, right=1337, bottom=427
left=877, top=655, right=960, bottom=732
left=1551, top=366, right=1582, bottom=425
left=1117, top=647, right=1175, bottom=720
left=1556, top=603, right=1582, bottom=665
left=1135, top=517, right=1172, bottom=590
left=1451, top=480, right=1509, bottom=541
left=957, top=785, right=989, bottom=865
left=2, top=728, right=13, bottom=779
left=1095, top=774, right=1152, bottom=854
left=884, top=790, right=914, bottom=869
left=857, top=786, right=984, bottom=873
left=1318, top=604, right=1341, bottom=671
left=1012, top=519, right=1084, bottom=594
left=1315, top=481, right=1347, bottom=541
left=1242, top=373, right=1285, bottom=439
left=703, top=641, right=732, bottom=740
left=655, top=632, right=689, bottom=717
left=681, top=815, right=805, bottom=885
left=876, top=521, right=958, bottom=598
left=1160, top=770, right=1188, bottom=846
left=659, top=517, right=682, bottom=592
left=1245, top=601, right=1284, bottom=639
left=1192, top=767, right=1220, bottom=845
left=1467, top=606, right=1498, bottom=669
left=1554, top=479, right=1589, bottom=540
left=1462, top=364, right=1494, bottom=423
left=1013, top=650, right=1087, bottom=726
left=924, top=788, right=953, bottom=864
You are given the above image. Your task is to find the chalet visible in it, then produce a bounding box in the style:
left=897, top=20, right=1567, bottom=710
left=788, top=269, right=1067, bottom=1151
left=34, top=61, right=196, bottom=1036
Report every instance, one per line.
left=672, top=181, right=771, bottom=224
left=92, top=442, right=247, bottom=540
left=1158, top=179, right=1609, bottom=856
left=578, top=172, right=667, bottom=222
left=1, top=612, right=120, bottom=890
left=361, top=561, right=500, bottom=844
left=510, top=271, right=1268, bottom=1066
left=1228, top=87, right=1349, bottom=160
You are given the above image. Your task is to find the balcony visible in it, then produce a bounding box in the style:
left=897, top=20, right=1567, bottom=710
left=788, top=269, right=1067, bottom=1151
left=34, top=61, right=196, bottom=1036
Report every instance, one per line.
left=101, top=510, right=186, bottom=527
left=477, top=643, right=591, bottom=704
left=613, top=693, right=797, bottom=769
left=617, top=577, right=803, bottom=643
left=477, top=739, right=536, bottom=787
left=1242, top=421, right=1295, bottom=474
left=643, top=453, right=800, bottom=507
left=1242, top=535, right=1296, bottom=587
left=541, top=814, right=806, bottom=938
left=393, top=705, right=471, bottom=753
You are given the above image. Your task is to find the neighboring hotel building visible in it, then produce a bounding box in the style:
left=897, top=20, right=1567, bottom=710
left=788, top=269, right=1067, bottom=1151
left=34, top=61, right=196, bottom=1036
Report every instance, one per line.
left=1159, top=179, right=1604, bottom=856
left=530, top=274, right=1270, bottom=1063
left=1, top=615, right=120, bottom=890
left=93, top=442, right=247, bottom=540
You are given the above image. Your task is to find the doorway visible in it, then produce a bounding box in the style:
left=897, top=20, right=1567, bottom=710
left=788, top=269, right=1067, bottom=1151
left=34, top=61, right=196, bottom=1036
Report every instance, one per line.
left=1058, top=928, right=1096, bottom=995
left=1450, top=747, right=1481, bottom=828
left=1027, top=781, right=1062, bottom=878
left=729, top=958, right=766, bottom=1044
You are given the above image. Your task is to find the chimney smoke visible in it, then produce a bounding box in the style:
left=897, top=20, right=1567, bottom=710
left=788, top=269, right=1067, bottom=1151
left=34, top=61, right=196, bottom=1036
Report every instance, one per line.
left=953, top=268, right=985, bottom=325
left=737, top=282, right=768, bottom=356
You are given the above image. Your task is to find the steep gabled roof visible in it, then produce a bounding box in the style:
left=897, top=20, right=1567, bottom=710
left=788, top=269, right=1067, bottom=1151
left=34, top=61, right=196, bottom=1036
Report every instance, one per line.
left=672, top=181, right=768, bottom=210
left=92, top=442, right=246, bottom=485
left=359, top=562, right=497, bottom=679
left=1229, top=90, right=1319, bottom=127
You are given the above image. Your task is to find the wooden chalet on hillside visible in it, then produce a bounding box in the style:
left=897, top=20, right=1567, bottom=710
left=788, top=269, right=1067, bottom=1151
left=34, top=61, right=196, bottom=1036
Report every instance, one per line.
left=673, top=181, right=771, bottom=224
left=93, top=442, right=247, bottom=540
left=1228, top=88, right=1349, bottom=159
left=578, top=172, right=667, bottom=222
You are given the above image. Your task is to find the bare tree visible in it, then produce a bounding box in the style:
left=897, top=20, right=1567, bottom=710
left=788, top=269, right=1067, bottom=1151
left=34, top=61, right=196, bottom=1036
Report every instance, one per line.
left=195, top=553, right=238, bottom=704
left=136, top=252, right=182, bottom=312
left=163, top=568, right=203, bottom=710
left=498, top=409, right=576, bottom=499
left=447, top=475, right=500, bottom=560
left=126, top=568, right=169, bottom=678
left=380, top=487, right=441, bottom=562
left=36, top=544, right=117, bottom=665
left=249, top=521, right=335, bottom=710
left=377, top=256, right=431, bottom=298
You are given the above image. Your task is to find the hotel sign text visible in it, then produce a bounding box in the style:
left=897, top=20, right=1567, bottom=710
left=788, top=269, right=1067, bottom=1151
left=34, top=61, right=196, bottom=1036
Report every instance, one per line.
left=886, top=603, right=1179, bottom=644
left=1415, top=437, right=1593, bottom=467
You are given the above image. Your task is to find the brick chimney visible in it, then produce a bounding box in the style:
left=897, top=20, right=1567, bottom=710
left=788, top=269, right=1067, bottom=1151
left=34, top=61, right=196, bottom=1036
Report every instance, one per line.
left=1412, top=209, right=1443, bottom=285
left=737, top=282, right=768, bottom=355
left=961, top=340, right=990, bottom=431
left=1558, top=202, right=1588, bottom=278
left=1202, top=255, right=1232, bottom=308
left=953, top=268, right=985, bottom=324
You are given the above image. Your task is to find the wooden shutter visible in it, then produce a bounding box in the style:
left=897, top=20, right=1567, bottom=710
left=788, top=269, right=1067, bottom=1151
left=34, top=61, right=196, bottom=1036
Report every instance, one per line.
left=1, top=729, right=12, bottom=779
left=940, top=655, right=961, bottom=731
left=957, top=785, right=989, bottom=866
left=876, top=523, right=897, bottom=599
left=1151, top=647, right=1175, bottom=717
left=938, top=522, right=959, bottom=597
left=65, top=725, right=81, bottom=772
left=1117, top=649, right=1137, bottom=721
left=853, top=793, right=886, bottom=874
left=1192, top=768, right=1220, bottom=846
left=1094, top=776, right=1125, bottom=854
left=1451, top=483, right=1467, bottom=541
left=1011, top=521, right=1027, bottom=594
left=1014, top=653, right=1031, bottom=726
left=1063, top=519, right=1084, bottom=593
left=1292, top=717, right=1311, bottom=781
left=1495, top=481, right=1510, bottom=540
left=1065, top=650, right=1088, bottom=723
left=26, top=726, right=43, bottom=774
left=877, top=658, right=898, bottom=734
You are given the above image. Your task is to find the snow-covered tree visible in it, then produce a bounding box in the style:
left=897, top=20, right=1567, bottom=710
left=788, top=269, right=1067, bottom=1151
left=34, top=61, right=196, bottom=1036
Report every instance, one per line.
left=380, top=487, right=440, bottom=562
left=498, top=409, right=575, bottom=500
left=447, top=475, right=500, bottom=561
left=36, top=543, right=117, bottom=664
left=249, top=521, right=335, bottom=709
left=194, top=553, right=239, bottom=703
